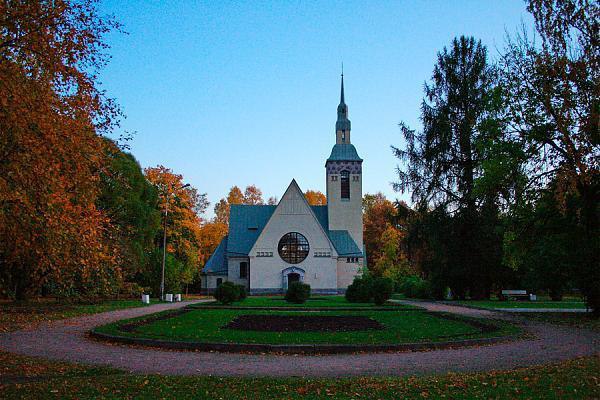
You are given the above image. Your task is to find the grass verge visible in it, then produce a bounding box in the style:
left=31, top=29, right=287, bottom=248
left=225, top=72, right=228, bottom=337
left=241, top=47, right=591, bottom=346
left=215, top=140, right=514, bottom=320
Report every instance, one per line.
left=0, top=299, right=159, bottom=333
left=454, top=300, right=587, bottom=310
left=0, top=351, right=598, bottom=399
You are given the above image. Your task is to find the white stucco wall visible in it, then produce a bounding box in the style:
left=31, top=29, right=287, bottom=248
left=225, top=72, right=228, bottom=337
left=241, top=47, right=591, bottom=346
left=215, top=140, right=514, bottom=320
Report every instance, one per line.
left=204, top=274, right=227, bottom=290
left=227, top=257, right=250, bottom=288
left=249, top=181, right=338, bottom=292
left=336, top=258, right=362, bottom=289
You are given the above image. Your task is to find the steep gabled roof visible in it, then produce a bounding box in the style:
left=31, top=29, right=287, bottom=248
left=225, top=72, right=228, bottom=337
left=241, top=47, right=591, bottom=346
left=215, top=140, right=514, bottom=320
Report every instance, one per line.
left=227, top=204, right=276, bottom=255
left=203, top=186, right=363, bottom=271
left=310, top=205, right=329, bottom=231
left=203, top=235, right=228, bottom=274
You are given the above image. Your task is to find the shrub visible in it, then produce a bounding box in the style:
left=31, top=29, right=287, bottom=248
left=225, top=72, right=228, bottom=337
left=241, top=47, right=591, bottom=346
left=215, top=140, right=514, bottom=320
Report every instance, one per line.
left=399, top=275, right=432, bottom=299
left=236, top=284, right=247, bottom=301
left=214, top=281, right=239, bottom=304
left=371, top=277, right=394, bottom=305
left=285, top=282, right=311, bottom=303
left=119, top=282, right=146, bottom=297
left=345, top=275, right=373, bottom=302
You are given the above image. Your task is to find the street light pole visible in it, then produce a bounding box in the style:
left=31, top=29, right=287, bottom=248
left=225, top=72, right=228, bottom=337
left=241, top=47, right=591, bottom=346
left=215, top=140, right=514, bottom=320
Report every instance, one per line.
left=160, top=199, right=169, bottom=301
left=160, top=183, right=190, bottom=301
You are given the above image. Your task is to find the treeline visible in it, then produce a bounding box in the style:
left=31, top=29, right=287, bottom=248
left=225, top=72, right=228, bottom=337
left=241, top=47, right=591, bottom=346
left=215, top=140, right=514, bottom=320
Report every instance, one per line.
left=367, top=0, right=598, bottom=314
left=0, top=0, right=329, bottom=302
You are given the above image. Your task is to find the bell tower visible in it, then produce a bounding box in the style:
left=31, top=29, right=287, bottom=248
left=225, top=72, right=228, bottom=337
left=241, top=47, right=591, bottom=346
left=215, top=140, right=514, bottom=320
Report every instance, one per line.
left=325, top=73, right=363, bottom=250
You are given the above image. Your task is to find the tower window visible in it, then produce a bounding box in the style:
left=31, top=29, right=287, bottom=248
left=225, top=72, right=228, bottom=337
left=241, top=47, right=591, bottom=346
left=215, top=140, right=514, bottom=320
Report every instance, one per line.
left=341, top=130, right=346, bottom=142
left=341, top=170, right=350, bottom=199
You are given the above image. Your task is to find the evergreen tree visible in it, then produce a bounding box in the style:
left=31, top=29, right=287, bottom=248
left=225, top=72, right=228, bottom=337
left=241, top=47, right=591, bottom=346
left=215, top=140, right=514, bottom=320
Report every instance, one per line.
left=393, top=36, right=506, bottom=299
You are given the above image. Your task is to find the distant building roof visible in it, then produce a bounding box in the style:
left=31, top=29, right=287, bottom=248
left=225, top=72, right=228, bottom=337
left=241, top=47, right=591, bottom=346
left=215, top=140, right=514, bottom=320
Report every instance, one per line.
left=326, top=144, right=362, bottom=162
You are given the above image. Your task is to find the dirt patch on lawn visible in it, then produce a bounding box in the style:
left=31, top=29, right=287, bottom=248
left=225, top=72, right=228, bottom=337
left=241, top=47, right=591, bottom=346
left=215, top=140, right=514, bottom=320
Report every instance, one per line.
left=224, top=314, right=385, bottom=332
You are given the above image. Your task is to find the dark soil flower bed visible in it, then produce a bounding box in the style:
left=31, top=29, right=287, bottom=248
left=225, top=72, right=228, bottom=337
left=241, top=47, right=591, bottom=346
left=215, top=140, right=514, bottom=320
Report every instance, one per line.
left=224, top=314, right=385, bottom=332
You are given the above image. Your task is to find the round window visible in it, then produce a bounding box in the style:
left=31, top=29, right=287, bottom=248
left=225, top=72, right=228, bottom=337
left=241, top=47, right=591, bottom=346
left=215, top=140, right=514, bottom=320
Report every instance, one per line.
left=277, top=232, right=309, bottom=264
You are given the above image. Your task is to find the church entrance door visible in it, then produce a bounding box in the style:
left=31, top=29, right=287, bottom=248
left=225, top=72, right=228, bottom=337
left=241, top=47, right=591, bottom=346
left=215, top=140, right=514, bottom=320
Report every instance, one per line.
left=288, top=273, right=300, bottom=284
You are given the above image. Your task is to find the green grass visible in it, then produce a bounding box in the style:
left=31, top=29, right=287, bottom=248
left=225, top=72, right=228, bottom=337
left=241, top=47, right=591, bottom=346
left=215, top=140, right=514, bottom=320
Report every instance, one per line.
left=454, top=300, right=587, bottom=310
left=0, top=351, right=598, bottom=399
left=196, top=295, right=416, bottom=308
left=0, top=299, right=160, bottom=333
left=515, top=312, right=600, bottom=332
left=96, top=308, right=517, bottom=345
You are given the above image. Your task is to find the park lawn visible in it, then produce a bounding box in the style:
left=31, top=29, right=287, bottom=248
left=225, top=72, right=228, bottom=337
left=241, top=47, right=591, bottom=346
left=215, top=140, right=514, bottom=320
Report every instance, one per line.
left=195, top=295, right=417, bottom=309
left=515, top=312, right=600, bottom=332
left=0, top=352, right=597, bottom=399
left=455, top=300, right=587, bottom=310
left=0, top=299, right=158, bottom=333
left=96, top=309, right=517, bottom=345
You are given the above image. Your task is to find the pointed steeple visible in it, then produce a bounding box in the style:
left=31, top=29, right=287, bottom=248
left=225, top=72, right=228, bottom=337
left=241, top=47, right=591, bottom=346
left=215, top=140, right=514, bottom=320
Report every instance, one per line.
left=340, top=68, right=345, bottom=104
left=336, top=71, right=351, bottom=143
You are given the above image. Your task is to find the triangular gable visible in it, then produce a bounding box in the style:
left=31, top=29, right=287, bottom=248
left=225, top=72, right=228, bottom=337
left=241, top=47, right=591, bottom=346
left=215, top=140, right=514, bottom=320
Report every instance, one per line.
left=250, top=179, right=338, bottom=256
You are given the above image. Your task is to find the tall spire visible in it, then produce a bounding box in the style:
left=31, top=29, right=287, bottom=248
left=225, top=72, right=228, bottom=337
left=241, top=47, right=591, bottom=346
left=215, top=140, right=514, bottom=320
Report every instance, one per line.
left=336, top=71, right=351, bottom=143
left=340, top=64, right=345, bottom=104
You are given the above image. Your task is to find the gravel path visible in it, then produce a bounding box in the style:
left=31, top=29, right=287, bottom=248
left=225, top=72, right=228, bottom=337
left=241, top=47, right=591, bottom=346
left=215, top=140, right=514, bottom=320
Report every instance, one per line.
left=0, top=299, right=597, bottom=377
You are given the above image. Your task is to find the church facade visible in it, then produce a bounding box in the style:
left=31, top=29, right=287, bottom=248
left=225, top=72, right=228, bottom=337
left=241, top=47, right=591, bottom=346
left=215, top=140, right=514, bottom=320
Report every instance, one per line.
left=202, top=76, right=364, bottom=294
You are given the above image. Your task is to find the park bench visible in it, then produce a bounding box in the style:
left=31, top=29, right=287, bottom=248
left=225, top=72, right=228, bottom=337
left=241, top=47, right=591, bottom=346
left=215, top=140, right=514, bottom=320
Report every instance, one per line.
left=500, top=289, right=534, bottom=301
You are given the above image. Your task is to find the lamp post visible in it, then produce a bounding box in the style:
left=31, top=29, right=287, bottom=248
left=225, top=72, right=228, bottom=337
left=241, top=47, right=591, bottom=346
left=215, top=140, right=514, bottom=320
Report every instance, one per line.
left=160, top=183, right=190, bottom=301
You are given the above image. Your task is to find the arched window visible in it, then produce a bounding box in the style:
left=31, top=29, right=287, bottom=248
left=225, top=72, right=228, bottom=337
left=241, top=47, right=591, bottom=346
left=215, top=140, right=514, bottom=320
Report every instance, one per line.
left=341, top=170, right=350, bottom=199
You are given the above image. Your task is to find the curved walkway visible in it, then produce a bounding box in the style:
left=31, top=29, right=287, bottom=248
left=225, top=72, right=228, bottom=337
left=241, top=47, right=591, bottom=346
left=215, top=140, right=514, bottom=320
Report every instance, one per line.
left=0, top=300, right=597, bottom=377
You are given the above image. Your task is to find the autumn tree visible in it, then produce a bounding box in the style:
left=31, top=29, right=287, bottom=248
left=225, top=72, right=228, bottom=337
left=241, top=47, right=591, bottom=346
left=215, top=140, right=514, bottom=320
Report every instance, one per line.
left=198, top=220, right=228, bottom=267
left=267, top=196, right=278, bottom=205
left=363, top=193, right=398, bottom=267
left=0, top=0, right=123, bottom=300
left=244, top=185, right=264, bottom=205
left=499, top=0, right=599, bottom=313
left=144, top=166, right=207, bottom=294
left=214, top=185, right=264, bottom=226
left=304, top=190, right=327, bottom=205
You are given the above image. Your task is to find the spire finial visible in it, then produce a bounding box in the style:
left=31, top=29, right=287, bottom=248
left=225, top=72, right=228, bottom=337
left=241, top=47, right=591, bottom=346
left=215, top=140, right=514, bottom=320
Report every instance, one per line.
left=340, top=66, right=345, bottom=104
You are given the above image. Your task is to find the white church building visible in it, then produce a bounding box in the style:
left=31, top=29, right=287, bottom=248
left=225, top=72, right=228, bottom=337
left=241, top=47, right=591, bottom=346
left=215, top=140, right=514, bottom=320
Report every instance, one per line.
left=202, top=76, right=364, bottom=294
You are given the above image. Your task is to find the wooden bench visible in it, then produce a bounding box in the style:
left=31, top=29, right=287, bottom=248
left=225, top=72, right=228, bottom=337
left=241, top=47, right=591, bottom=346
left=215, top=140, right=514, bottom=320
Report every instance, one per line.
left=500, top=289, right=530, bottom=301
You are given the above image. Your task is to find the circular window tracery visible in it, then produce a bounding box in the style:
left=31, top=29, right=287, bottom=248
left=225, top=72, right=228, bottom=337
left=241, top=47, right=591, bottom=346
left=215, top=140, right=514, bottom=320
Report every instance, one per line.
left=277, top=232, right=309, bottom=264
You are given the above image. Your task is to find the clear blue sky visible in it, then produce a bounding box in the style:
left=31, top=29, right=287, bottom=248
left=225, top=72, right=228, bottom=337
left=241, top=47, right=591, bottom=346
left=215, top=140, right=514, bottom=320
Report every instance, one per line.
left=98, top=0, right=532, bottom=217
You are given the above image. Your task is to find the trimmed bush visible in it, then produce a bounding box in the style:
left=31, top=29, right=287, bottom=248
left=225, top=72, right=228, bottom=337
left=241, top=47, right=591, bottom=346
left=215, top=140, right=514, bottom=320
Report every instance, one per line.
left=214, top=281, right=239, bottom=305
left=236, top=284, right=247, bottom=301
left=399, top=275, right=432, bottom=299
left=285, top=282, right=311, bottom=304
left=345, top=275, right=394, bottom=305
left=345, top=276, right=373, bottom=303
left=371, top=277, right=394, bottom=305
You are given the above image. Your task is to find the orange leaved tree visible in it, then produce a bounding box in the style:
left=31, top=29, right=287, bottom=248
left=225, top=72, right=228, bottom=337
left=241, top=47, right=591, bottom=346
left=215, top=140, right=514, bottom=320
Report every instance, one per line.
left=0, top=1, right=123, bottom=300
left=304, top=190, right=327, bottom=205
left=144, top=166, right=207, bottom=294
